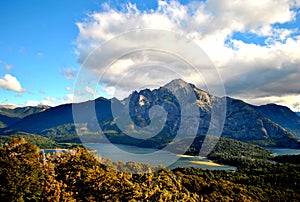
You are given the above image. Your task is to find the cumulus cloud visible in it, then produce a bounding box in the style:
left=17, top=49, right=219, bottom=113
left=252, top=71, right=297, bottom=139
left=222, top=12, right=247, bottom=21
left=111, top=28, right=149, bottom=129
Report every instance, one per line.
left=75, top=0, right=300, bottom=111
left=0, top=74, right=25, bottom=92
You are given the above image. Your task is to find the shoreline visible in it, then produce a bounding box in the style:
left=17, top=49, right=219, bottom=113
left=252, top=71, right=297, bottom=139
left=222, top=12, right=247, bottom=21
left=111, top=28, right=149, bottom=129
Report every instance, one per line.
left=176, top=154, right=203, bottom=158
left=189, top=160, right=222, bottom=167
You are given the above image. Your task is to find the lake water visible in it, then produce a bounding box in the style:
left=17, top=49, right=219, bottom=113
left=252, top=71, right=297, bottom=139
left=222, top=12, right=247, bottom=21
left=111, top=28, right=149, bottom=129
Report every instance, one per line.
left=265, top=147, right=300, bottom=156
left=42, top=149, right=68, bottom=153
left=85, top=143, right=235, bottom=170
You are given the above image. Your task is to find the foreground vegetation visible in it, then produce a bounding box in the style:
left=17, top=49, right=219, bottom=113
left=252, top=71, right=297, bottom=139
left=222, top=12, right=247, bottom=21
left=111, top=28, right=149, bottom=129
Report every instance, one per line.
left=0, top=132, right=79, bottom=149
left=0, top=138, right=299, bottom=201
left=272, top=154, right=300, bottom=165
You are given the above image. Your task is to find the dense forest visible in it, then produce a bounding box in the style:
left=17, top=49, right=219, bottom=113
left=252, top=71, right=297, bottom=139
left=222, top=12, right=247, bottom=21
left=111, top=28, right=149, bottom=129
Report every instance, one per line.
left=0, top=138, right=299, bottom=201
left=167, top=135, right=273, bottom=167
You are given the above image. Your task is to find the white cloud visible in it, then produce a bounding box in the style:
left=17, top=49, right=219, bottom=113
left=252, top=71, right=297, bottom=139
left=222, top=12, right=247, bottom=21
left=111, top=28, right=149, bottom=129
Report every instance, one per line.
left=63, top=94, right=74, bottom=103
left=102, top=85, right=116, bottom=97
left=0, top=74, right=25, bottom=92
left=60, top=68, right=78, bottom=79
left=205, top=0, right=294, bottom=31
left=66, top=87, right=73, bottom=91
left=24, top=100, right=40, bottom=106
left=75, top=0, right=300, bottom=110
left=24, top=97, right=56, bottom=107
left=245, top=94, right=300, bottom=112
left=23, top=94, right=75, bottom=107
left=85, top=86, right=96, bottom=95
left=42, top=97, right=56, bottom=106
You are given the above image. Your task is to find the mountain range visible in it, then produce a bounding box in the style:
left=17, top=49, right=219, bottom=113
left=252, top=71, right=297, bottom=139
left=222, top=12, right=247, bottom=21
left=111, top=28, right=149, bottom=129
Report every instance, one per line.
left=1, top=79, right=299, bottom=149
left=0, top=105, right=49, bottom=128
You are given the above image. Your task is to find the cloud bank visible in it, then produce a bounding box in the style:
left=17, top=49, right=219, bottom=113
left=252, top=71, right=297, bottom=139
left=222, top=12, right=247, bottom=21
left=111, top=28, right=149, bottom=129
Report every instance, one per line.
left=75, top=0, right=300, bottom=111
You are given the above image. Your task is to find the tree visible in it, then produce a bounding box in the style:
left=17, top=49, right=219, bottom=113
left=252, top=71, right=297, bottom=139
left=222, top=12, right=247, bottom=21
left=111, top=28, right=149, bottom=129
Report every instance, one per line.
left=0, top=138, right=45, bottom=201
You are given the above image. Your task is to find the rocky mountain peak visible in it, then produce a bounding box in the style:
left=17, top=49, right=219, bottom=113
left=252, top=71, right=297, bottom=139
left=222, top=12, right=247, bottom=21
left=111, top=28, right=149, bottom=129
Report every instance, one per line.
left=163, top=78, right=190, bottom=89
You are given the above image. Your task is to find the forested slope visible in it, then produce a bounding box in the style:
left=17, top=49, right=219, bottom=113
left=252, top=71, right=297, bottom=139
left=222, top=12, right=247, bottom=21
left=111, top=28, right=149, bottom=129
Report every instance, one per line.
left=0, top=138, right=299, bottom=201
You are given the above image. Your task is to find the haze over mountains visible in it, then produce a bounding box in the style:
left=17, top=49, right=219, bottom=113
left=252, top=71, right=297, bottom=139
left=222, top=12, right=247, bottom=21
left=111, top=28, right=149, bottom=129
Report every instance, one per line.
left=1, top=79, right=299, bottom=149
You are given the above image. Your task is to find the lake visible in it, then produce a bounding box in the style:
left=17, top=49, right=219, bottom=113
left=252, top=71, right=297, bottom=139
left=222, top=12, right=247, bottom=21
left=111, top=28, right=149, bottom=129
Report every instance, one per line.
left=85, top=143, right=235, bottom=170
left=265, top=147, right=300, bottom=156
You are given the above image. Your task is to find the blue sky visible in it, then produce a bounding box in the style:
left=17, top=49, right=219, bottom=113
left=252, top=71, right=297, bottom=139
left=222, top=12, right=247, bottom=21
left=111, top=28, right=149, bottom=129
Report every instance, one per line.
left=0, top=0, right=102, bottom=106
left=1, top=0, right=300, bottom=111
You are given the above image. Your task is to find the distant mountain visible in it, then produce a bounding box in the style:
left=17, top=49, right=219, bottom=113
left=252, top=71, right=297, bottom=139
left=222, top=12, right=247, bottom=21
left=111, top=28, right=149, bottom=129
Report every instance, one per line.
left=0, top=105, right=49, bottom=128
left=4, top=98, right=112, bottom=142
left=221, top=99, right=297, bottom=147
left=0, top=105, right=17, bottom=109
left=3, top=79, right=299, bottom=148
left=250, top=104, right=300, bottom=138
left=0, top=105, right=49, bottom=119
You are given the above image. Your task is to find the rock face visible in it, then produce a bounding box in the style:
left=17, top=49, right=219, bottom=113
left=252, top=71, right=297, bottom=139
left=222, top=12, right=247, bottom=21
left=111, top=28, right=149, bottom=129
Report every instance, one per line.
left=123, top=80, right=298, bottom=147
left=2, top=79, right=299, bottom=148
